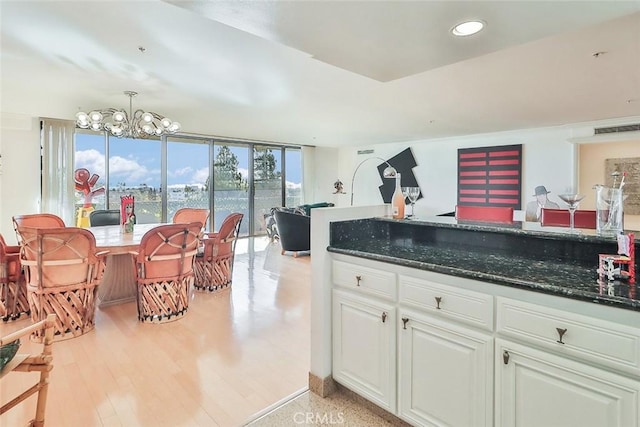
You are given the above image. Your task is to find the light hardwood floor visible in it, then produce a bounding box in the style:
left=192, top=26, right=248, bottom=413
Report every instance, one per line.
left=1, top=238, right=310, bottom=427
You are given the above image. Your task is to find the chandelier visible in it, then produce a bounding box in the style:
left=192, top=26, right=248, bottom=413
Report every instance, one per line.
left=75, top=91, right=181, bottom=138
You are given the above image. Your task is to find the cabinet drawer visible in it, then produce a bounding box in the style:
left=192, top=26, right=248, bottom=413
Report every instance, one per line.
left=399, top=275, right=494, bottom=332
left=497, top=297, right=640, bottom=376
left=332, top=260, right=397, bottom=301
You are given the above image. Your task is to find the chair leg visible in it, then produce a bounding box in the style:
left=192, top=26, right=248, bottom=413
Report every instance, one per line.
left=293, top=252, right=298, bottom=258
left=281, top=249, right=285, bottom=255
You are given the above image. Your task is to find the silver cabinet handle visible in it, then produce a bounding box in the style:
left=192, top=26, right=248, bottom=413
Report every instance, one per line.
left=556, top=328, right=567, bottom=344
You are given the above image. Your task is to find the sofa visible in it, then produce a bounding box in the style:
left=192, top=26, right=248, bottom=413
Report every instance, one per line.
left=265, top=202, right=334, bottom=256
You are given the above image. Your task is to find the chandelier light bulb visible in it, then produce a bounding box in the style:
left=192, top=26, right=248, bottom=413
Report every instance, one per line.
left=75, top=91, right=182, bottom=139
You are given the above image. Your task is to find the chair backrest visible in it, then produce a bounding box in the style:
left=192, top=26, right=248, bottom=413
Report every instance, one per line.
left=0, top=233, right=22, bottom=283
left=204, top=213, right=244, bottom=259
left=455, top=205, right=514, bottom=223
left=173, top=208, right=210, bottom=229
left=13, top=213, right=65, bottom=229
left=90, top=209, right=121, bottom=226
left=540, top=208, right=597, bottom=229
left=19, top=227, right=100, bottom=288
left=13, top=213, right=65, bottom=244
left=135, top=222, right=201, bottom=282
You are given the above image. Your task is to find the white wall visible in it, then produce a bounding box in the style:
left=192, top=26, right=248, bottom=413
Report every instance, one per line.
left=314, top=125, right=580, bottom=217
left=0, top=113, right=41, bottom=244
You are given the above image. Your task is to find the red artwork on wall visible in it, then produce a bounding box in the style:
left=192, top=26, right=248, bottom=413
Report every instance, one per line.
left=457, top=144, right=522, bottom=209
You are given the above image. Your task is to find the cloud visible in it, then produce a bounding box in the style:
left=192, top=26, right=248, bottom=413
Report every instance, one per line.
left=286, top=181, right=302, bottom=189
left=193, top=167, right=209, bottom=183
left=109, top=156, right=151, bottom=184
left=171, top=166, right=193, bottom=177
left=75, top=149, right=105, bottom=174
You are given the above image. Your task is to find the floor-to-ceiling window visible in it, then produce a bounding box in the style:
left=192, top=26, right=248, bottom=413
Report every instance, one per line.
left=253, top=145, right=283, bottom=235
left=73, top=130, right=302, bottom=236
left=213, top=142, right=250, bottom=235
left=109, top=136, right=162, bottom=224
left=167, top=137, right=211, bottom=226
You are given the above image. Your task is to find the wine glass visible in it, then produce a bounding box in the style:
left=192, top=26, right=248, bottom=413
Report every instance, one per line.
left=558, top=193, right=586, bottom=232
left=402, top=187, right=420, bottom=219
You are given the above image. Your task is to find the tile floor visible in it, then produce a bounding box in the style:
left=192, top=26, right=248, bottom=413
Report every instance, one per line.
left=245, top=389, right=398, bottom=426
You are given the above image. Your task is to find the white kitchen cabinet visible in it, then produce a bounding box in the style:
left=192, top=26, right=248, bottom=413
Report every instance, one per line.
left=332, top=289, right=397, bottom=413
left=496, top=338, right=640, bottom=427
left=398, top=309, right=493, bottom=427
left=329, top=254, right=640, bottom=427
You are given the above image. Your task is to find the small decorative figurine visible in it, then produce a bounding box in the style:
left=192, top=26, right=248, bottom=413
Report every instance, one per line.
left=333, top=179, right=345, bottom=194
left=597, top=233, right=635, bottom=284
left=120, top=195, right=136, bottom=233
left=74, top=168, right=105, bottom=227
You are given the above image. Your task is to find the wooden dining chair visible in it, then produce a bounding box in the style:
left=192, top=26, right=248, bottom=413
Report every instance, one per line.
left=12, top=213, right=65, bottom=245
left=89, top=209, right=121, bottom=226
left=194, top=213, right=244, bottom=292
left=455, top=205, right=514, bottom=223
left=0, top=233, right=29, bottom=321
left=132, top=222, right=201, bottom=323
left=19, top=227, right=107, bottom=341
left=172, top=208, right=210, bottom=229
left=0, top=313, right=56, bottom=427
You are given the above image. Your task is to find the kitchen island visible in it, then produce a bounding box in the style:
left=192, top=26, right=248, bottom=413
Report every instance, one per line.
left=328, top=215, right=639, bottom=311
left=309, top=205, right=640, bottom=427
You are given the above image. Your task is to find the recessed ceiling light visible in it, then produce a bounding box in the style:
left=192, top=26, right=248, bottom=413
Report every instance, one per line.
left=452, top=20, right=485, bottom=37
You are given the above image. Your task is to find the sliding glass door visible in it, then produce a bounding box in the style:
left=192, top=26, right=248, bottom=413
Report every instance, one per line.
left=167, top=137, right=211, bottom=227
left=213, top=142, right=249, bottom=235
left=253, top=146, right=283, bottom=235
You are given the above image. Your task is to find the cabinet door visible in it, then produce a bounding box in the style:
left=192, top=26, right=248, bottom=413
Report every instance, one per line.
left=333, top=289, right=396, bottom=413
left=399, top=310, right=493, bottom=427
left=496, top=338, right=640, bottom=427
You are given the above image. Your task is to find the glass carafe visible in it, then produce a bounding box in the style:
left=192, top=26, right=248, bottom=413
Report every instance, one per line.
left=595, top=185, right=624, bottom=235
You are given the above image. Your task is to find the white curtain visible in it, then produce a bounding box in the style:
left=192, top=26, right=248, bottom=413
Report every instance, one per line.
left=41, top=118, right=75, bottom=225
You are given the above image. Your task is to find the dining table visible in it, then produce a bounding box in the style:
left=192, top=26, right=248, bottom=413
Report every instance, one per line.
left=88, top=223, right=166, bottom=308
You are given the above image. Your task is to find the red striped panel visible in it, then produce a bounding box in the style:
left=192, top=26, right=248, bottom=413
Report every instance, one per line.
left=489, top=170, right=519, bottom=176
left=458, top=144, right=521, bottom=210
left=489, top=198, right=519, bottom=204
left=489, top=189, right=520, bottom=195
left=489, top=159, right=519, bottom=166
left=459, top=152, right=487, bottom=159
left=460, top=160, right=487, bottom=167
left=489, top=179, right=519, bottom=185
left=459, top=197, right=486, bottom=203
left=489, top=150, right=520, bottom=157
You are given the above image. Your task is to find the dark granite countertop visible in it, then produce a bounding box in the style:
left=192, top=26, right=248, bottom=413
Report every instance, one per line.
left=328, top=217, right=639, bottom=312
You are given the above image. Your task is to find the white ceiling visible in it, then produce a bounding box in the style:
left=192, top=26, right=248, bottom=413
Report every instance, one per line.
left=1, top=1, right=639, bottom=147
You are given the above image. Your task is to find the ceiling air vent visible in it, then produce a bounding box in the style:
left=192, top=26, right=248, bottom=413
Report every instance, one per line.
left=594, top=123, right=640, bottom=134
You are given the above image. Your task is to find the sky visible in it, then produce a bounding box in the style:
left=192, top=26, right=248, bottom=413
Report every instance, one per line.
left=75, top=133, right=302, bottom=189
